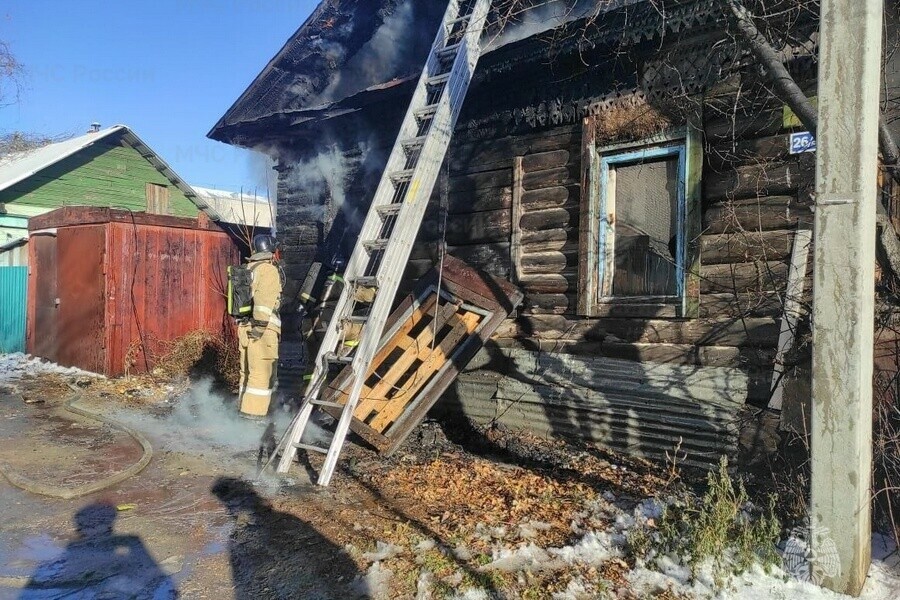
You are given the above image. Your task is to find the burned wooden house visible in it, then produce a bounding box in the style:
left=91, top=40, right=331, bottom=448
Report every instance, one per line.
left=209, top=0, right=900, bottom=467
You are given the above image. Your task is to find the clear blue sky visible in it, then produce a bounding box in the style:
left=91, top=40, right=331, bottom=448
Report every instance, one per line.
left=0, top=0, right=319, bottom=194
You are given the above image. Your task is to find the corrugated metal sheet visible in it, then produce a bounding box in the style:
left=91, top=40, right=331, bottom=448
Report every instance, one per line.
left=28, top=234, right=58, bottom=361
left=57, top=226, right=106, bottom=373
left=0, top=266, right=27, bottom=352
left=27, top=207, right=239, bottom=376
left=439, top=347, right=746, bottom=469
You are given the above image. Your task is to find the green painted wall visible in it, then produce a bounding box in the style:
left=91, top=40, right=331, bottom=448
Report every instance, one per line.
left=0, top=134, right=197, bottom=217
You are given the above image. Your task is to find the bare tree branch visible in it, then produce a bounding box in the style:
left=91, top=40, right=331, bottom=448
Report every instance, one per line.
left=725, top=0, right=900, bottom=281
left=0, top=39, right=24, bottom=108
left=725, top=0, right=820, bottom=135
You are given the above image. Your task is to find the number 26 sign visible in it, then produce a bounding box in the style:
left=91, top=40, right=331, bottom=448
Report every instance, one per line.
left=789, top=131, right=816, bottom=154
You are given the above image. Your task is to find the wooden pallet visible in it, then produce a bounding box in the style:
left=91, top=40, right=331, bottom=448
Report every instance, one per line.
left=322, top=256, right=522, bottom=455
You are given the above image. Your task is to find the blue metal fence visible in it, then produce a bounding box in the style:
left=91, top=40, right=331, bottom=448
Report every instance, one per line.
left=0, top=266, right=27, bottom=353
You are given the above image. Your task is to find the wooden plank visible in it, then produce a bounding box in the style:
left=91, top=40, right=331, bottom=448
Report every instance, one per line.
left=520, top=250, right=575, bottom=274
left=487, top=337, right=776, bottom=368
left=700, top=230, right=797, bottom=264
left=521, top=237, right=578, bottom=254
left=698, top=291, right=791, bottom=318
left=769, top=229, right=812, bottom=410
left=684, top=121, right=703, bottom=318
left=577, top=115, right=599, bottom=316
left=445, top=208, right=511, bottom=245
left=701, top=260, right=793, bottom=294
left=521, top=227, right=571, bottom=246
left=520, top=185, right=577, bottom=211
left=704, top=106, right=783, bottom=142
left=516, top=273, right=571, bottom=294
left=703, top=155, right=815, bottom=201
left=511, top=157, right=524, bottom=283
left=522, top=165, right=579, bottom=191
left=369, top=310, right=481, bottom=431
left=519, top=207, right=576, bottom=231
left=702, top=196, right=814, bottom=234
left=449, top=169, right=512, bottom=194
left=351, top=296, right=453, bottom=420
left=520, top=293, right=575, bottom=314
left=448, top=242, right=510, bottom=277
left=493, top=315, right=780, bottom=347
left=339, top=256, right=523, bottom=455
left=706, top=133, right=795, bottom=171
left=447, top=186, right=513, bottom=214
left=521, top=149, right=570, bottom=172
left=350, top=294, right=439, bottom=389
left=448, top=126, right=580, bottom=175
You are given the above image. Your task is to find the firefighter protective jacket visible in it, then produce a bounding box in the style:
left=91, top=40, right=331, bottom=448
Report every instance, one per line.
left=247, top=252, right=282, bottom=334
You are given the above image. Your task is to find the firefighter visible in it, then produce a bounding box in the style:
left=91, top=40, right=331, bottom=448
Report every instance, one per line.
left=238, top=234, right=283, bottom=418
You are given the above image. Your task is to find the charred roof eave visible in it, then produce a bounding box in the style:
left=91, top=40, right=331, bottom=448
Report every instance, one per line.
left=208, top=0, right=447, bottom=145
left=209, top=0, right=716, bottom=148
left=211, top=75, right=417, bottom=148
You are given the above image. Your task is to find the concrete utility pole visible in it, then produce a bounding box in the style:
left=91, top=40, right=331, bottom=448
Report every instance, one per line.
left=811, top=0, right=883, bottom=595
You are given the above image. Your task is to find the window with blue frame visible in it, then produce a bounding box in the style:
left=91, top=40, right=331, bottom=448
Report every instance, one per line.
left=599, top=145, right=686, bottom=299
left=577, top=126, right=701, bottom=317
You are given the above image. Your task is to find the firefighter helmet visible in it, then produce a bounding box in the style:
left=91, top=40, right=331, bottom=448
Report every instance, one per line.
left=251, top=234, right=277, bottom=254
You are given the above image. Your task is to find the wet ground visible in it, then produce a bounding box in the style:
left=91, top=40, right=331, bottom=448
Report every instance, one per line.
left=0, top=382, right=369, bottom=600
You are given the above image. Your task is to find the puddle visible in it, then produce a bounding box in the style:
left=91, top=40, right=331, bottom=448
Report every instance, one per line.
left=0, top=534, right=65, bottom=578
left=200, top=523, right=232, bottom=557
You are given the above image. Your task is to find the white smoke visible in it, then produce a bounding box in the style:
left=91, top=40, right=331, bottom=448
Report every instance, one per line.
left=246, top=149, right=278, bottom=233
left=486, top=0, right=635, bottom=50
left=319, top=0, right=419, bottom=103
left=109, top=377, right=330, bottom=462
left=277, top=133, right=381, bottom=230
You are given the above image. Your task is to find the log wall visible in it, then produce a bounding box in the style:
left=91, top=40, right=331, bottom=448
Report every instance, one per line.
left=267, top=10, right=822, bottom=467
left=403, top=93, right=815, bottom=467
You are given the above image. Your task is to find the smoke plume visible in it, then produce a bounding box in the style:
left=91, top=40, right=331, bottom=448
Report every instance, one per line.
left=109, top=378, right=330, bottom=474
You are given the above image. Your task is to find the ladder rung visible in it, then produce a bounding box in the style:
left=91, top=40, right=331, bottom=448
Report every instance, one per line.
left=436, top=42, right=461, bottom=59
left=401, top=135, right=427, bottom=149
left=324, top=351, right=353, bottom=365
left=376, top=204, right=402, bottom=218
left=446, top=14, right=471, bottom=27
left=426, top=72, right=451, bottom=87
left=344, top=314, right=369, bottom=324
left=311, top=399, right=345, bottom=409
left=390, top=169, right=415, bottom=183
left=363, top=238, right=390, bottom=251
left=294, top=442, right=329, bottom=454
left=351, top=276, right=379, bottom=288
left=415, top=104, right=439, bottom=120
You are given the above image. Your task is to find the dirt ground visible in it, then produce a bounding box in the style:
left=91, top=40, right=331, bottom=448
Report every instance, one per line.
left=0, top=372, right=675, bottom=600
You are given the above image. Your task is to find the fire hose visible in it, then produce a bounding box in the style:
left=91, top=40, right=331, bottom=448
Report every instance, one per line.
left=0, top=384, right=153, bottom=500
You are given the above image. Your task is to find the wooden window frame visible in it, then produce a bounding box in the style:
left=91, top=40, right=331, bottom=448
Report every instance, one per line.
left=577, top=120, right=702, bottom=318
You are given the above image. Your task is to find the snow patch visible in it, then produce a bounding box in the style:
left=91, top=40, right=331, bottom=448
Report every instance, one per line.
left=484, top=543, right=555, bottom=572
left=549, top=530, right=621, bottom=565
left=516, top=520, right=552, bottom=540
left=0, top=353, right=98, bottom=384
left=362, top=561, right=393, bottom=599
left=363, top=541, right=402, bottom=563
left=415, top=570, right=434, bottom=600
left=448, top=588, right=489, bottom=600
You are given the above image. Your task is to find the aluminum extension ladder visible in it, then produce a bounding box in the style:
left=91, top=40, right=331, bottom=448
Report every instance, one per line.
left=271, top=0, right=492, bottom=486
